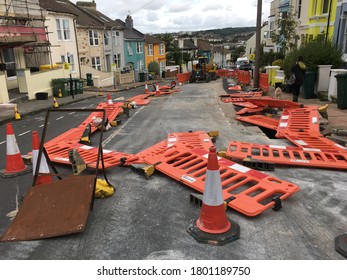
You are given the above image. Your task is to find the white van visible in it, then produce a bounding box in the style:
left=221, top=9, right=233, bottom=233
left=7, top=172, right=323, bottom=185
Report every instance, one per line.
left=236, top=57, right=250, bottom=68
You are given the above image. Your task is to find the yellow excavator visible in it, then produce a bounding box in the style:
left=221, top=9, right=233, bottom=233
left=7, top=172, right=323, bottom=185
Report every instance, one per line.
left=190, top=56, right=217, bottom=83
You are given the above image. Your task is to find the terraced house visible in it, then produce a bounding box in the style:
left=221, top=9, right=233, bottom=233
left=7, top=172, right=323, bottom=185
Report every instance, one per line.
left=145, top=34, right=166, bottom=76
left=333, top=0, right=347, bottom=61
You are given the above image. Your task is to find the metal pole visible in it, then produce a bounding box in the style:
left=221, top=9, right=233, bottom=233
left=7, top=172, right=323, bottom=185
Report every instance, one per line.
left=254, top=0, right=262, bottom=88
left=111, top=27, right=117, bottom=89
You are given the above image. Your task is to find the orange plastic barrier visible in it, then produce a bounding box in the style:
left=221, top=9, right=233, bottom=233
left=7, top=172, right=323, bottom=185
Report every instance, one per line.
left=280, top=133, right=347, bottom=153
left=45, top=141, right=132, bottom=169
left=126, top=131, right=214, bottom=165
left=246, top=98, right=302, bottom=109
left=143, top=145, right=300, bottom=216
left=259, top=73, right=269, bottom=93
left=227, top=141, right=347, bottom=170
left=221, top=97, right=246, bottom=103
left=236, top=70, right=251, bottom=85
left=236, top=115, right=279, bottom=131
left=167, top=131, right=213, bottom=151
left=232, top=102, right=259, bottom=108
left=276, top=106, right=321, bottom=138
left=79, top=102, right=123, bottom=133
left=225, top=91, right=263, bottom=98
left=216, top=69, right=235, bottom=78
left=176, top=72, right=191, bottom=84
left=236, top=107, right=264, bottom=115
left=127, top=94, right=153, bottom=106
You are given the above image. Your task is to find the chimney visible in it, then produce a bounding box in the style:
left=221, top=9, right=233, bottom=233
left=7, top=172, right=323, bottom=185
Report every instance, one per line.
left=125, top=15, right=133, bottom=29
left=76, top=1, right=97, bottom=10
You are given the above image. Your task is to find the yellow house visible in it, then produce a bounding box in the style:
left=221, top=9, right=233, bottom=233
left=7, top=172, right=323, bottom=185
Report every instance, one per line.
left=306, top=0, right=337, bottom=41
left=145, top=34, right=166, bottom=74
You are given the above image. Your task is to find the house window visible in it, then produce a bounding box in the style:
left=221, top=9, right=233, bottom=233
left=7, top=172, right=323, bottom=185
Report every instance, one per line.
left=112, top=31, right=120, bottom=46
left=344, top=21, right=347, bottom=53
left=136, top=42, right=143, bottom=53
left=114, top=53, right=121, bottom=68
left=312, top=0, right=318, bottom=16
left=148, top=44, right=153, bottom=56
left=3, top=48, right=16, bottom=77
left=89, top=30, right=99, bottom=46
left=61, top=54, right=75, bottom=71
left=92, top=56, right=101, bottom=70
left=159, top=44, right=165, bottom=55
left=322, top=0, right=329, bottom=14
left=104, top=31, right=110, bottom=46
left=127, top=43, right=133, bottom=55
left=298, top=0, right=302, bottom=18
left=67, top=53, right=75, bottom=71
left=56, top=19, right=70, bottom=40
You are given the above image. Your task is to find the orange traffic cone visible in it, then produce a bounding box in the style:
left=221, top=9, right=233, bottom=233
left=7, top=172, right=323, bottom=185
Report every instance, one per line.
left=53, top=97, right=59, bottom=108
left=32, top=131, right=52, bottom=186
left=144, top=83, right=149, bottom=93
left=0, top=123, right=31, bottom=178
left=107, top=93, right=113, bottom=104
left=187, top=146, right=240, bottom=245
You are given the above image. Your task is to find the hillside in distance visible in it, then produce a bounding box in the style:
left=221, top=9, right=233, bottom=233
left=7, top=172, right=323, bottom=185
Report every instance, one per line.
left=156, top=26, right=256, bottom=42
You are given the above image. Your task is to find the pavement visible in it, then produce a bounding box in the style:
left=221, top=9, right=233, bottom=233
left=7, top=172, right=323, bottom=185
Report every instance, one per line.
left=1, top=80, right=347, bottom=144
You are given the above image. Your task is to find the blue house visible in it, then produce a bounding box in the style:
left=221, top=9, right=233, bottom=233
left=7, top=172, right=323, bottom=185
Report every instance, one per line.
left=116, top=15, right=145, bottom=79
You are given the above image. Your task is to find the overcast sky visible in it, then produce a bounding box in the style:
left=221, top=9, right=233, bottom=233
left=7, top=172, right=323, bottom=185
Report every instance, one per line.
left=71, top=0, right=271, bottom=34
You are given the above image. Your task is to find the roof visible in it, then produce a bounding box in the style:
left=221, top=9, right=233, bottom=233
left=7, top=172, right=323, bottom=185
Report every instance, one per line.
left=39, top=0, right=78, bottom=16
left=115, top=19, right=144, bottom=41
left=145, top=34, right=163, bottom=44
left=174, top=39, right=198, bottom=50
left=75, top=3, right=124, bottom=30
left=196, top=39, right=211, bottom=52
left=43, top=0, right=104, bottom=28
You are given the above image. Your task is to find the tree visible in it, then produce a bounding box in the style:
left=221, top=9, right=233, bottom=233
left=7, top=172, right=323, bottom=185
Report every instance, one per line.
left=271, top=7, right=300, bottom=55
left=282, top=38, right=344, bottom=77
left=157, top=33, right=181, bottom=64
left=148, top=61, right=160, bottom=74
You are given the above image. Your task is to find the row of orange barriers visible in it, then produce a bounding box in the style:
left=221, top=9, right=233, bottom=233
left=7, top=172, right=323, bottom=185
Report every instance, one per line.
left=216, top=69, right=235, bottom=78
left=176, top=72, right=191, bottom=84
left=236, top=70, right=251, bottom=85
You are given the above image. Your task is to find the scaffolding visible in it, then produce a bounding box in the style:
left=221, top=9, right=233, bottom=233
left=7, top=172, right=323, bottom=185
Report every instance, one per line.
left=0, top=0, right=52, bottom=69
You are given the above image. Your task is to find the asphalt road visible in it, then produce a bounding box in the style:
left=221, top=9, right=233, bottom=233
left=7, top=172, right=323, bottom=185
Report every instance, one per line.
left=0, top=80, right=346, bottom=260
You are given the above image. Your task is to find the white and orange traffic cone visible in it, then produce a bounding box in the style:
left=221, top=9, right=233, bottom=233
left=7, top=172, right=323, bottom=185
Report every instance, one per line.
left=53, top=97, right=59, bottom=108
left=107, top=93, right=113, bottom=104
left=32, top=131, right=52, bottom=186
left=155, top=82, right=160, bottom=95
left=144, top=83, right=149, bottom=94
left=187, top=146, right=240, bottom=245
left=0, top=123, right=31, bottom=178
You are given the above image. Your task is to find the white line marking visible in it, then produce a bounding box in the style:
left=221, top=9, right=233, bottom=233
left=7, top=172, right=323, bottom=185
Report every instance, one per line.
left=39, top=124, right=44, bottom=127
left=56, top=116, right=64, bottom=120
left=69, top=112, right=75, bottom=115
left=0, top=141, right=6, bottom=145
left=18, top=130, right=31, bottom=136
left=103, top=107, right=144, bottom=146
